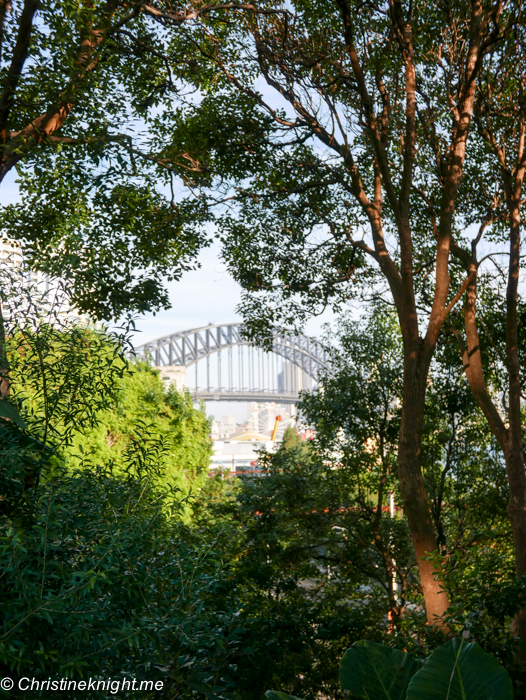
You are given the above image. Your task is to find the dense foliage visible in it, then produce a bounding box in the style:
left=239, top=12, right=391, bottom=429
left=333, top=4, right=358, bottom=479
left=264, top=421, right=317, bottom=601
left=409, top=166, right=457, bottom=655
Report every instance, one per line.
left=64, top=362, right=212, bottom=496
left=0, top=271, right=211, bottom=503
left=0, top=0, right=214, bottom=319
left=268, top=637, right=515, bottom=700
left=185, top=309, right=525, bottom=698
left=2, top=0, right=526, bottom=695
left=1, top=279, right=525, bottom=698
left=0, top=462, right=238, bottom=699
left=0, top=272, right=229, bottom=699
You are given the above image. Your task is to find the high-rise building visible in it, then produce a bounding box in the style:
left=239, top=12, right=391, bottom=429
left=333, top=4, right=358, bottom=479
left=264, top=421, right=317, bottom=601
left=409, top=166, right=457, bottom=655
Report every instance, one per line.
left=277, top=361, right=313, bottom=395
left=220, top=414, right=237, bottom=437
left=0, top=238, right=90, bottom=326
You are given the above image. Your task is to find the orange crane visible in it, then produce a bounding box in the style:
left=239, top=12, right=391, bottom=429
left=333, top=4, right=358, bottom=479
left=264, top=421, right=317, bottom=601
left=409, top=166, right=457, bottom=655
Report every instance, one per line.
left=271, top=415, right=282, bottom=444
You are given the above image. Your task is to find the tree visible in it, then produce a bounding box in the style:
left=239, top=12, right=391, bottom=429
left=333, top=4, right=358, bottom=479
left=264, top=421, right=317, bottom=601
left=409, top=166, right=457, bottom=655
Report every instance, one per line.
left=0, top=0, right=240, bottom=319
left=300, top=311, right=511, bottom=622
left=63, top=361, right=213, bottom=498
left=0, top=269, right=134, bottom=504
left=151, top=0, right=523, bottom=624
left=197, top=446, right=402, bottom=700
left=0, top=0, right=316, bottom=320
left=280, top=425, right=310, bottom=456
left=0, top=267, right=212, bottom=514
left=191, top=309, right=519, bottom=697
left=441, top=28, right=526, bottom=643
left=292, top=311, right=410, bottom=625
left=0, top=250, right=241, bottom=699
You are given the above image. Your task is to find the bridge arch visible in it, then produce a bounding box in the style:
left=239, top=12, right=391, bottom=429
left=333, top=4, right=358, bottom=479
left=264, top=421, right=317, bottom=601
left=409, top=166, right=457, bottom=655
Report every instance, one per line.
left=133, top=323, right=330, bottom=402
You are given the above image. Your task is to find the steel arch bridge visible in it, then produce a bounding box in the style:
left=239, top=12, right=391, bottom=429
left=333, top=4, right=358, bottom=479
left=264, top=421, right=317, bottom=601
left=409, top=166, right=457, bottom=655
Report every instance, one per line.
left=133, top=322, right=331, bottom=403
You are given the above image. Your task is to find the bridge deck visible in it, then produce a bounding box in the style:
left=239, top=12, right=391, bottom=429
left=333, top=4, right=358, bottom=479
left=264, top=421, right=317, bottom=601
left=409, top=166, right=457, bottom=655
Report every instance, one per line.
left=192, top=391, right=298, bottom=403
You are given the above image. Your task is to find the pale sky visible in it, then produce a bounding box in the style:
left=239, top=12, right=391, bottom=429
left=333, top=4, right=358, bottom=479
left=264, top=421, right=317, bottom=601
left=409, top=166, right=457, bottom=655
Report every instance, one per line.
left=130, top=239, right=335, bottom=346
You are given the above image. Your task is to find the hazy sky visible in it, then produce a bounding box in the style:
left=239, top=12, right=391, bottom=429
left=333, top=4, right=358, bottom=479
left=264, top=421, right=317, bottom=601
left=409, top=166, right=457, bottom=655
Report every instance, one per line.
left=130, top=238, right=335, bottom=346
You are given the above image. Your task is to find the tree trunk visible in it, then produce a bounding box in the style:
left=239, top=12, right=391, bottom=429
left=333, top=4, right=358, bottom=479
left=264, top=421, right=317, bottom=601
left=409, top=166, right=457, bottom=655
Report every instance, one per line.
left=501, top=428, right=526, bottom=654
left=505, top=195, right=526, bottom=652
left=505, top=446, right=526, bottom=573
left=0, top=300, right=9, bottom=398
left=504, top=377, right=526, bottom=591
left=505, top=195, right=526, bottom=569
left=456, top=240, right=526, bottom=652
left=398, top=341, right=449, bottom=625
left=460, top=274, right=526, bottom=565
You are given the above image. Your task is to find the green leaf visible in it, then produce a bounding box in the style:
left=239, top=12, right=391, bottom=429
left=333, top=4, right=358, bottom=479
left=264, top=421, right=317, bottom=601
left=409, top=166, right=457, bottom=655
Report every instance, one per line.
left=406, top=638, right=513, bottom=700
left=266, top=692, right=305, bottom=700
left=0, top=399, right=27, bottom=429
left=339, top=640, right=420, bottom=700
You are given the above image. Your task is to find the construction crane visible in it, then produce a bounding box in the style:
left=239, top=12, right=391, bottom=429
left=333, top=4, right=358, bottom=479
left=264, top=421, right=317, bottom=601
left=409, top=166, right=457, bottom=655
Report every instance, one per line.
left=271, top=415, right=282, bottom=444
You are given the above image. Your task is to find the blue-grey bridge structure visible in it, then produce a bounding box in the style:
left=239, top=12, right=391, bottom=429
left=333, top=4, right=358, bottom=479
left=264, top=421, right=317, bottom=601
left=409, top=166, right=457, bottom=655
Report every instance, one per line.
left=133, top=322, right=331, bottom=404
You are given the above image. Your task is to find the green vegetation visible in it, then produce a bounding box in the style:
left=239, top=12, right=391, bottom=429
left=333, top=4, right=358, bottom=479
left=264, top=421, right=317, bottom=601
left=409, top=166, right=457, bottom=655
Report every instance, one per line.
left=2, top=0, right=526, bottom=696
left=279, top=426, right=311, bottom=458
left=2, top=304, right=211, bottom=502
left=0, top=270, right=523, bottom=699
left=181, top=310, right=521, bottom=699
left=0, top=279, right=224, bottom=698
left=65, top=362, right=212, bottom=494
left=268, top=637, right=514, bottom=700
left=0, top=463, right=235, bottom=697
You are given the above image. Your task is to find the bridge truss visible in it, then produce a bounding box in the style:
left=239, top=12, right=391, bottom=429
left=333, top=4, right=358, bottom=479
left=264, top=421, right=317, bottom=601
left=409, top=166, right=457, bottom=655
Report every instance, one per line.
left=133, top=323, right=331, bottom=402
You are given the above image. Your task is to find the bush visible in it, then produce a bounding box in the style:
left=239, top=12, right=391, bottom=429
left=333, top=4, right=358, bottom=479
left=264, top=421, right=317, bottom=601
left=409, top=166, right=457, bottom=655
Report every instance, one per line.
left=0, top=459, right=239, bottom=699
left=0, top=267, right=233, bottom=698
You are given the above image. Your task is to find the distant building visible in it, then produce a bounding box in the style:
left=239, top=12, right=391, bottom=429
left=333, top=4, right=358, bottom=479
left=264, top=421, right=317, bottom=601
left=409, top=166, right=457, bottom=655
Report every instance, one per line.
left=160, top=366, right=188, bottom=392
left=208, top=414, right=238, bottom=440
left=0, top=238, right=23, bottom=267
left=210, top=434, right=273, bottom=474
left=0, top=238, right=91, bottom=326
left=277, top=361, right=313, bottom=394
left=220, top=414, right=237, bottom=437
left=210, top=419, right=220, bottom=440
